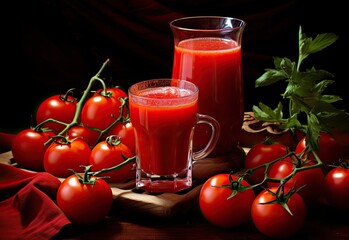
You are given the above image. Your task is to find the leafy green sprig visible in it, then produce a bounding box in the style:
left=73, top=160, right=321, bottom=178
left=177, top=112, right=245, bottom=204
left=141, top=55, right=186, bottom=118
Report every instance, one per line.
left=252, top=26, right=349, bottom=153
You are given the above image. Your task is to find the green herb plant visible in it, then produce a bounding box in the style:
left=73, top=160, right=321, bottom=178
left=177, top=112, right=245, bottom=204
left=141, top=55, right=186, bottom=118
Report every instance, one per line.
left=227, top=28, right=349, bottom=215
left=252, top=26, right=349, bottom=153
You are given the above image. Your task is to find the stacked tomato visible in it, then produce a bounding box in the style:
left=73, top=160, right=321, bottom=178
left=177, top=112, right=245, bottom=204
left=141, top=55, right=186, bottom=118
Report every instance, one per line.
left=199, top=132, right=349, bottom=238
left=11, top=86, right=135, bottom=180
left=10, top=61, right=137, bottom=226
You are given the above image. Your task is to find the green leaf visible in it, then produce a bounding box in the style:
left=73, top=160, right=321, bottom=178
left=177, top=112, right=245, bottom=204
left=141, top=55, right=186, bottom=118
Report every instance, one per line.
left=314, top=80, right=335, bottom=94
left=306, top=113, right=321, bottom=151
left=301, top=69, right=334, bottom=84
left=254, top=26, right=349, bottom=153
left=317, top=108, right=349, bottom=132
left=255, top=69, right=287, bottom=87
left=252, top=102, right=283, bottom=122
left=299, top=26, right=338, bottom=66
left=324, top=111, right=349, bottom=132
left=320, top=94, right=342, bottom=103
left=278, top=114, right=302, bottom=130
left=275, top=57, right=295, bottom=76
left=306, top=32, right=339, bottom=55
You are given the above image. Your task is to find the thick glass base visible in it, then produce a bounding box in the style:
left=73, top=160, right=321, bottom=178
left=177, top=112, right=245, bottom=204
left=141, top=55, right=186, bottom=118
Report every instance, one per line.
left=136, top=169, right=192, bottom=193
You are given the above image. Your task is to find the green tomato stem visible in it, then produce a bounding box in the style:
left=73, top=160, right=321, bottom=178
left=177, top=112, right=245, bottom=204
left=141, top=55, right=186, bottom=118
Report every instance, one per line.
left=90, top=155, right=136, bottom=177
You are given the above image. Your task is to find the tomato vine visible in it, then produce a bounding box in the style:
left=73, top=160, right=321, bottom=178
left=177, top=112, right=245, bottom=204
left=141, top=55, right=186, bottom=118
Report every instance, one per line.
left=32, top=58, right=136, bottom=179
left=34, top=58, right=129, bottom=147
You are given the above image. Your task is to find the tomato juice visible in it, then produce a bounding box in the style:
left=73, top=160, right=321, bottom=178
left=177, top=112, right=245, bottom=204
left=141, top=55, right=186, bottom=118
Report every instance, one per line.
left=172, top=37, right=243, bottom=156
left=129, top=86, right=197, bottom=176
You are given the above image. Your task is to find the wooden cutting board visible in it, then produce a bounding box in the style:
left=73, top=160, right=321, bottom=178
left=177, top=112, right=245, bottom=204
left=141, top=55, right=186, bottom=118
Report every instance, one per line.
left=0, top=148, right=247, bottom=218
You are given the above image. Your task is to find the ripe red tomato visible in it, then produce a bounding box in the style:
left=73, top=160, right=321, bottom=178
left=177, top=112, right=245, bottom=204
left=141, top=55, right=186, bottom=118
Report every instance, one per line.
left=323, top=162, right=349, bottom=211
left=81, top=93, right=123, bottom=131
left=267, top=160, right=325, bottom=205
left=11, top=128, right=55, bottom=171
left=199, top=173, right=255, bottom=228
left=102, top=87, right=128, bottom=117
left=57, top=174, right=113, bottom=226
left=43, top=138, right=91, bottom=178
left=251, top=187, right=306, bottom=238
left=105, top=121, right=135, bottom=155
left=90, top=136, right=134, bottom=183
left=244, top=141, right=289, bottom=184
left=36, top=94, right=78, bottom=134
left=96, top=87, right=127, bottom=100
left=67, top=125, right=101, bottom=147
left=295, top=131, right=342, bottom=169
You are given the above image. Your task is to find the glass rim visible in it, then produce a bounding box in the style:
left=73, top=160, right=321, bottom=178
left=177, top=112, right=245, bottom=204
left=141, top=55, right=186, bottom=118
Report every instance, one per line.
left=169, top=16, right=246, bottom=32
left=128, top=79, right=199, bottom=101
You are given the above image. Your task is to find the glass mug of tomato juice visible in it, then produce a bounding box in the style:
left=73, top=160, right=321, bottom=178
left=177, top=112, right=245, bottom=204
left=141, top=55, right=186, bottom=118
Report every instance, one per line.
left=170, top=16, right=246, bottom=156
left=128, top=79, right=220, bottom=193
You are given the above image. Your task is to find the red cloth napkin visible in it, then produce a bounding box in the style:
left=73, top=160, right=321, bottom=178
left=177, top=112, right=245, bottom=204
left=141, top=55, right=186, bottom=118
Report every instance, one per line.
left=0, top=132, right=15, bottom=154
left=0, top=163, right=71, bottom=240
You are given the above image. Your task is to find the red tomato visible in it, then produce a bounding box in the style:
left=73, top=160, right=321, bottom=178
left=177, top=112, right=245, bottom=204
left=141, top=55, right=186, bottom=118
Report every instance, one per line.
left=104, top=87, right=128, bottom=117
left=57, top=174, right=113, bottom=226
left=96, top=87, right=127, bottom=100
left=90, top=136, right=134, bottom=183
left=36, top=94, right=78, bottom=134
left=81, top=93, right=122, bottom=131
left=295, top=131, right=342, bottom=169
left=199, top=173, right=255, bottom=228
left=251, top=187, right=306, bottom=238
left=11, top=128, right=55, bottom=171
left=105, top=121, right=135, bottom=155
left=267, top=160, right=325, bottom=205
left=323, top=162, right=349, bottom=211
left=244, top=141, right=289, bottom=184
left=67, top=125, right=101, bottom=147
left=43, top=138, right=91, bottom=178
left=332, top=129, right=349, bottom=157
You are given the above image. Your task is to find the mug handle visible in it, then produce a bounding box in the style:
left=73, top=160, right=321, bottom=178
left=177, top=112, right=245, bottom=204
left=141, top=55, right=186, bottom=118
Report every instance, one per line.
left=192, top=114, right=220, bottom=160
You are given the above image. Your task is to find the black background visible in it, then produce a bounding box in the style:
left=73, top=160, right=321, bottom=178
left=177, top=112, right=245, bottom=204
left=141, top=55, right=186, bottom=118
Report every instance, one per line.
left=1, top=0, right=347, bottom=133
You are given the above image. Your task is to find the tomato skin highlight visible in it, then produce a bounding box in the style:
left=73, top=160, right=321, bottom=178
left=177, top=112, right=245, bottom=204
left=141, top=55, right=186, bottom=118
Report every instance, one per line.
left=244, top=142, right=289, bottom=184
left=36, top=94, right=78, bottom=134
left=57, top=174, right=113, bottom=226
left=90, top=140, right=134, bottom=183
left=105, top=121, right=136, bottom=155
left=295, top=131, right=342, bottom=170
left=251, top=187, right=306, bottom=238
left=11, top=128, right=55, bottom=171
left=324, top=164, right=349, bottom=211
left=81, top=94, right=122, bottom=131
left=267, top=160, right=325, bottom=205
left=199, top=173, right=255, bottom=228
left=43, top=138, right=91, bottom=178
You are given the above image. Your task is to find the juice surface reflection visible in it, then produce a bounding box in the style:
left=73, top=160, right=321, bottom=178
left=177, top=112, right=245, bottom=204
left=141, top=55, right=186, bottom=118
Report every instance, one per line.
left=129, top=86, right=197, bottom=175
left=172, top=37, right=243, bottom=155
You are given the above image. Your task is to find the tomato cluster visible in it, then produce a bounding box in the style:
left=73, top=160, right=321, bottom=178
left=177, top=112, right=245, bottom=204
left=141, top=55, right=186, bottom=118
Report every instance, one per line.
left=10, top=60, right=137, bottom=226
left=11, top=85, right=136, bottom=180
left=199, top=131, right=348, bottom=238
